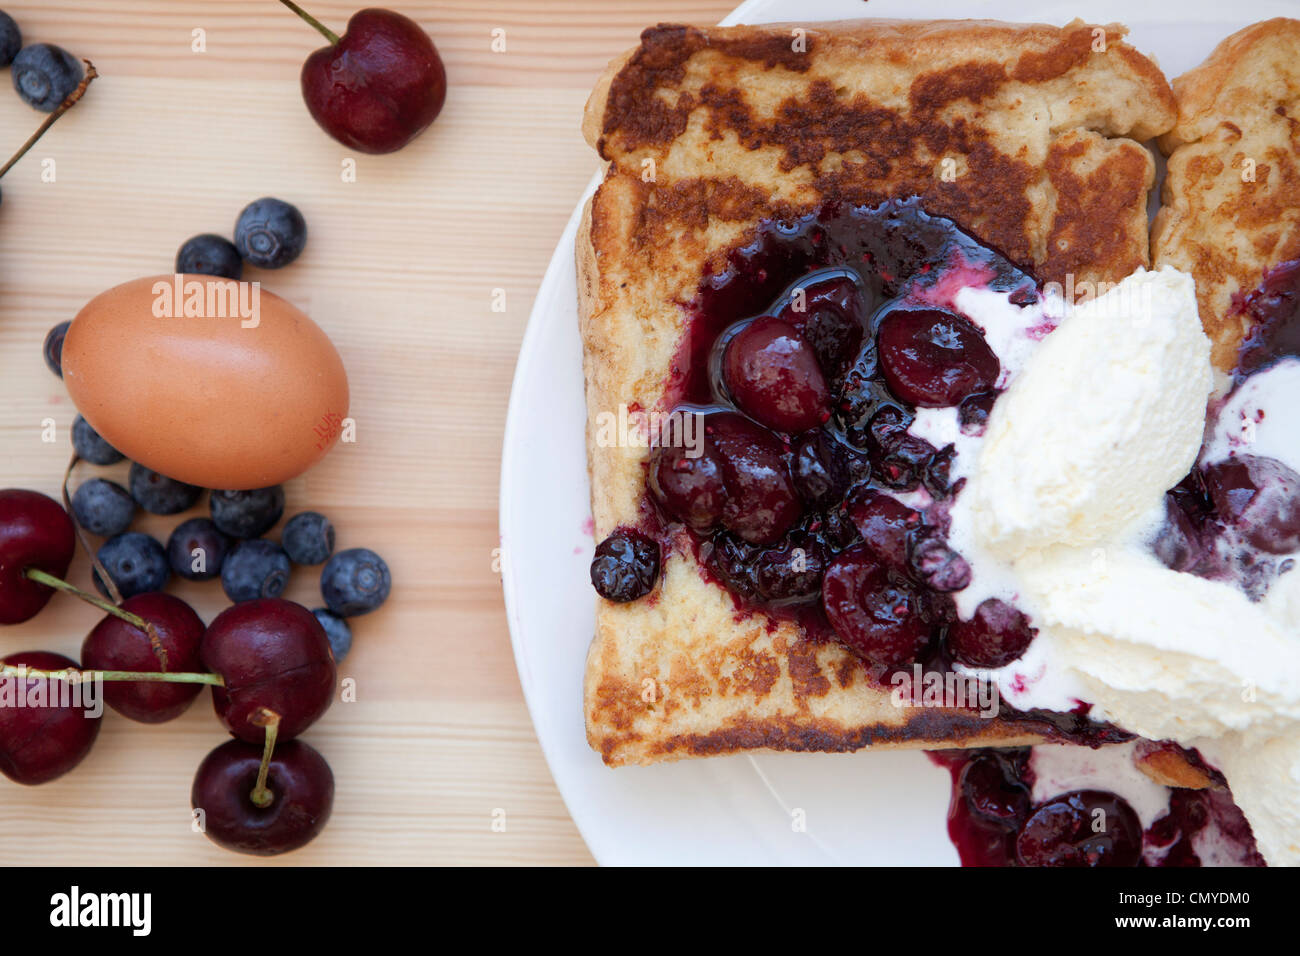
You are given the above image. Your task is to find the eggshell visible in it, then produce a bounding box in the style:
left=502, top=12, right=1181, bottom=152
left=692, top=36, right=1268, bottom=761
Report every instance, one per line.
left=62, top=275, right=349, bottom=490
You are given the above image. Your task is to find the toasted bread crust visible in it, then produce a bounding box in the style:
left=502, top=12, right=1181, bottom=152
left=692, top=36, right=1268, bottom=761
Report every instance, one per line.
left=579, top=18, right=1177, bottom=767
left=1153, top=18, right=1300, bottom=370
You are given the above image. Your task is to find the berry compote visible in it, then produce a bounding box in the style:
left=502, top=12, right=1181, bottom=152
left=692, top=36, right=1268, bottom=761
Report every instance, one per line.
left=931, top=743, right=1264, bottom=867
left=1154, top=258, right=1300, bottom=601
left=590, top=198, right=1109, bottom=737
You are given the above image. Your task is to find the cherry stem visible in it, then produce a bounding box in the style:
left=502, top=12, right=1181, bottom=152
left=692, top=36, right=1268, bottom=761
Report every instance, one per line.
left=278, top=0, right=340, bottom=45
left=0, top=60, right=98, bottom=181
left=23, top=566, right=158, bottom=639
left=0, top=663, right=223, bottom=686
left=249, top=708, right=281, bottom=808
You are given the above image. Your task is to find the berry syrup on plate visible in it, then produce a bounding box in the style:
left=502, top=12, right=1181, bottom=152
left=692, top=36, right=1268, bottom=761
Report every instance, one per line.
left=931, top=743, right=1264, bottom=868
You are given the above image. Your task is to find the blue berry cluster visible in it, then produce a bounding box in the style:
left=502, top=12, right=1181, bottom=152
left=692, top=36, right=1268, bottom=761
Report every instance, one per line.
left=176, top=198, right=308, bottom=279
left=64, top=418, right=388, bottom=664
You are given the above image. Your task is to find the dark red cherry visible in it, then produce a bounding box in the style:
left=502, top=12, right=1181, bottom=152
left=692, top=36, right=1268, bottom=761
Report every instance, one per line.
left=81, top=593, right=206, bottom=723
left=1015, top=790, right=1143, bottom=867
left=942, top=748, right=1032, bottom=865
left=590, top=529, right=659, bottom=602
left=948, top=598, right=1036, bottom=668
left=0, top=488, right=75, bottom=625
left=877, top=308, right=1000, bottom=407
left=723, top=316, right=830, bottom=433
left=191, top=738, right=333, bottom=856
left=0, top=651, right=100, bottom=785
left=649, top=410, right=801, bottom=544
left=202, top=599, right=336, bottom=744
left=1155, top=470, right=1224, bottom=575
left=294, top=6, right=447, bottom=154
left=649, top=440, right=726, bottom=533
left=706, top=412, right=802, bottom=545
left=773, top=271, right=870, bottom=380
left=822, top=545, right=930, bottom=668
left=1203, top=455, right=1300, bottom=554
left=1234, top=259, right=1300, bottom=380
left=959, top=752, right=1032, bottom=825
left=848, top=489, right=921, bottom=571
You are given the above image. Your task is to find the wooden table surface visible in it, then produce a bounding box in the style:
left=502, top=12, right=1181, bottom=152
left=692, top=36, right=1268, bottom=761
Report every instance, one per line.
left=0, top=0, right=733, bottom=866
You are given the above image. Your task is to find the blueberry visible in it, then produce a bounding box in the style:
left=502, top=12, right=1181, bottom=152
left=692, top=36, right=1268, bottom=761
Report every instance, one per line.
left=43, top=320, right=70, bottom=378
left=321, top=548, right=391, bottom=616
left=72, top=415, right=124, bottom=465
left=590, top=530, right=659, bottom=602
left=282, top=511, right=334, bottom=565
left=312, top=607, right=352, bottom=663
left=12, top=43, right=82, bottom=112
left=166, top=517, right=230, bottom=582
left=233, top=198, right=307, bottom=269
left=94, top=532, right=169, bottom=599
left=128, top=462, right=202, bottom=515
left=221, top=538, right=291, bottom=603
left=71, top=478, right=135, bottom=537
left=210, top=486, right=284, bottom=538
left=0, top=12, right=22, bottom=69
left=176, top=233, right=243, bottom=280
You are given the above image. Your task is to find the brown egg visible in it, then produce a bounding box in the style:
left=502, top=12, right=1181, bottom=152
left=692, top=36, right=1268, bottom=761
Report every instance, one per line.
left=63, top=275, right=349, bottom=490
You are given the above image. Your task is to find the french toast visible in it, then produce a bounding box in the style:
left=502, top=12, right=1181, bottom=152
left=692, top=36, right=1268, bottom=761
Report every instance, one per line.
left=578, top=18, right=1178, bottom=767
left=1152, top=17, right=1300, bottom=371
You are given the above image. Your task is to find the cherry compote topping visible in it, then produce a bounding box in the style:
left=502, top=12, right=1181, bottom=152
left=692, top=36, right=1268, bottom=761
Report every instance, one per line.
left=877, top=307, right=1000, bottom=407
left=1015, top=789, right=1143, bottom=867
left=790, top=431, right=856, bottom=509
left=1203, top=455, right=1300, bottom=555
left=1155, top=259, right=1300, bottom=597
left=822, top=546, right=931, bottom=669
left=948, top=598, right=1037, bottom=669
left=722, top=316, right=830, bottom=432
left=934, top=748, right=1030, bottom=866
left=590, top=197, right=1119, bottom=734
left=933, top=746, right=1264, bottom=867
left=1233, top=257, right=1300, bottom=381
left=709, top=528, right=827, bottom=606
left=648, top=408, right=802, bottom=546
left=909, top=538, right=972, bottom=593
left=847, top=488, right=919, bottom=570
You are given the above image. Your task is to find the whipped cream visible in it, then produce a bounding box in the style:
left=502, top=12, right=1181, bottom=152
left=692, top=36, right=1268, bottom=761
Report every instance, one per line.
left=971, top=268, right=1212, bottom=558
left=914, top=266, right=1300, bottom=866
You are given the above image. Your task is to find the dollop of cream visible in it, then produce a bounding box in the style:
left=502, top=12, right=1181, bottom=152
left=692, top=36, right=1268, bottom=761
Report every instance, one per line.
left=971, top=268, right=1212, bottom=557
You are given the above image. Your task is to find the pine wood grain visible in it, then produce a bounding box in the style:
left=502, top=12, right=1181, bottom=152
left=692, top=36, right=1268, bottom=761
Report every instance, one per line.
left=0, top=0, right=734, bottom=866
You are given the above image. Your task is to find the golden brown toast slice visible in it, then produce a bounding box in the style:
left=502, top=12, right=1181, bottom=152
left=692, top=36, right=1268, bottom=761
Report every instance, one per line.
left=1152, top=18, right=1300, bottom=371
left=579, top=18, right=1177, bottom=767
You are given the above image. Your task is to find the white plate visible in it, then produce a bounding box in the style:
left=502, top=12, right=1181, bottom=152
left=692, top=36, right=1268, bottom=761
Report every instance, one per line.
left=500, top=0, right=1293, bottom=866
